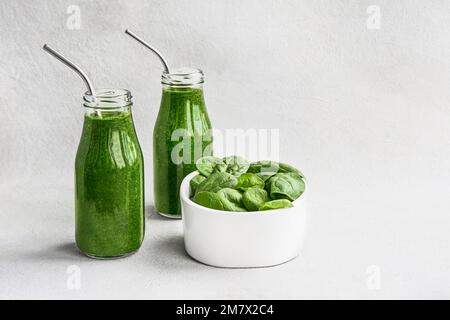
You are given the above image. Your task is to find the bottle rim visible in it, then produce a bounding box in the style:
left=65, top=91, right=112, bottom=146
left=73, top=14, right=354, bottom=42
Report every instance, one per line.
left=162, top=67, right=204, bottom=86
left=83, top=88, right=132, bottom=109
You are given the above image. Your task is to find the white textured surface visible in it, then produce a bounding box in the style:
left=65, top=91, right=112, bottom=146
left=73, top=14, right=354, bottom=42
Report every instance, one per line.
left=1, top=0, right=450, bottom=299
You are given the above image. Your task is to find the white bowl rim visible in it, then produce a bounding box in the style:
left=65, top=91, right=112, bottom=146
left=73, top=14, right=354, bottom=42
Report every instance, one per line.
left=180, top=170, right=308, bottom=216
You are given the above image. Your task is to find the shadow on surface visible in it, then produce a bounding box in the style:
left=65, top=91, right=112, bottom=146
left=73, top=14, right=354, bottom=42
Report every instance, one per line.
left=144, top=204, right=204, bottom=270
left=146, top=204, right=181, bottom=221
left=146, top=204, right=160, bottom=220
left=21, top=242, right=85, bottom=262
left=54, top=242, right=84, bottom=258
left=23, top=207, right=201, bottom=267
left=152, top=233, right=189, bottom=259
left=148, top=233, right=206, bottom=272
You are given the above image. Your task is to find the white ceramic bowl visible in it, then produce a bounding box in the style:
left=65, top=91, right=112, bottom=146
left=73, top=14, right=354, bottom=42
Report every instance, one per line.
left=180, top=171, right=308, bottom=268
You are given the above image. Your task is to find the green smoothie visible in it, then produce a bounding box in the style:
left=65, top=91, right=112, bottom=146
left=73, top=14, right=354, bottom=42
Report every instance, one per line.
left=75, top=108, right=144, bottom=258
left=153, top=83, right=213, bottom=218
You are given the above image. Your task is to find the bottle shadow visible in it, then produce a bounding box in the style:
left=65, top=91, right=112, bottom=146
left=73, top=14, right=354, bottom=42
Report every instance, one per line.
left=54, top=242, right=84, bottom=258
left=20, top=242, right=86, bottom=263
left=145, top=204, right=181, bottom=221
left=22, top=206, right=200, bottom=268
left=145, top=204, right=202, bottom=270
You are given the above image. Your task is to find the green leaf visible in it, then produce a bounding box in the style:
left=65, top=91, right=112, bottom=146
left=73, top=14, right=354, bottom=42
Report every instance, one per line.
left=213, top=162, right=228, bottom=174
left=278, top=162, right=305, bottom=178
left=259, top=199, right=293, bottom=211
left=248, top=160, right=305, bottom=180
left=265, top=172, right=305, bottom=201
left=192, top=189, right=247, bottom=212
left=196, top=156, right=225, bottom=177
left=223, top=156, right=250, bottom=176
left=195, top=172, right=238, bottom=194
left=193, top=157, right=305, bottom=212
left=248, top=160, right=279, bottom=174
left=255, top=172, right=277, bottom=182
left=193, top=192, right=226, bottom=211
left=217, top=188, right=247, bottom=211
left=190, top=174, right=206, bottom=197
left=235, top=173, right=265, bottom=192
left=248, top=160, right=279, bottom=182
left=242, top=188, right=269, bottom=211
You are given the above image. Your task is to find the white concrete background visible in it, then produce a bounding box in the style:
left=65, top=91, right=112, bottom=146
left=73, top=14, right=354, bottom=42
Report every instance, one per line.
left=1, top=0, right=450, bottom=299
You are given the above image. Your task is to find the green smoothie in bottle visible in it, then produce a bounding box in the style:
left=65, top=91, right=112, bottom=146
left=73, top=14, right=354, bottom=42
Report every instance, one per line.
left=153, top=68, right=213, bottom=218
left=75, top=89, right=144, bottom=258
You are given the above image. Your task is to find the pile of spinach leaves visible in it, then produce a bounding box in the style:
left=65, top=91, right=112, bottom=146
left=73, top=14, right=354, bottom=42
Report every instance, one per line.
left=190, top=156, right=306, bottom=212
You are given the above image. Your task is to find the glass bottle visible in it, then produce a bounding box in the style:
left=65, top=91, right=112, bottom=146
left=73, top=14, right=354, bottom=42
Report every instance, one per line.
left=75, top=89, right=145, bottom=258
left=153, top=68, right=213, bottom=218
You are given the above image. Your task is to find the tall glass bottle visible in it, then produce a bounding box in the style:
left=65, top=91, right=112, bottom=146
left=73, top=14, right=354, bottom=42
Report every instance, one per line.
left=75, top=89, right=145, bottom=258
left=153, top=68, right=213, bottom=218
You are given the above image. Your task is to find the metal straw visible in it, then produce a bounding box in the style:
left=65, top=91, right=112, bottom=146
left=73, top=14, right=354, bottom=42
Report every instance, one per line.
left=42, top=44, right=96, bottom=98
left=124, top=29, right=170, bottom=73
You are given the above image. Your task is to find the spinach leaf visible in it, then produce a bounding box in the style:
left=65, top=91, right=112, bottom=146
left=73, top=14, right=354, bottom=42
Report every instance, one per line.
left=195, top=172, right=238, bottom=194
left=223, top=156, right=250, bottom=176
left=217, top=188, right=247, bottom=211
left=236, top=173, right=265, bottom=192
left=193, top=192, right=226, bottom=211
left=192, top=189, right=246, bottom=212
left=242, top=187, right=269, bottom=211
left=265, top=172, right=305, bottom=201
left=249, top=160, right=304, bottom=179
left=248, top=160, right=279, bottom=174
left=196, top=156, right=225, bottom=177
left=255, top=172, right=277, bottom=182
left=192, top=157, right=306, bottom=213
left=248, top=160, right=279, bottom=181
left=259, top=199, right=293, bottom=211
left=190, top=174, right=206, bottom=197
left=213, top=162, right=228, bottom=174
left=278, top=162, right=305, bottom=178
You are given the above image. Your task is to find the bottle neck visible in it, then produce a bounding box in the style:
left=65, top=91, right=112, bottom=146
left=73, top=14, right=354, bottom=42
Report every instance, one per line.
left=83, top=88, right=133, bottom=116
left=161, top=67, right=204, bottom=89
left=84, top=106, right=132, bottom=118
left=162, top=83, right=204, bottom=91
